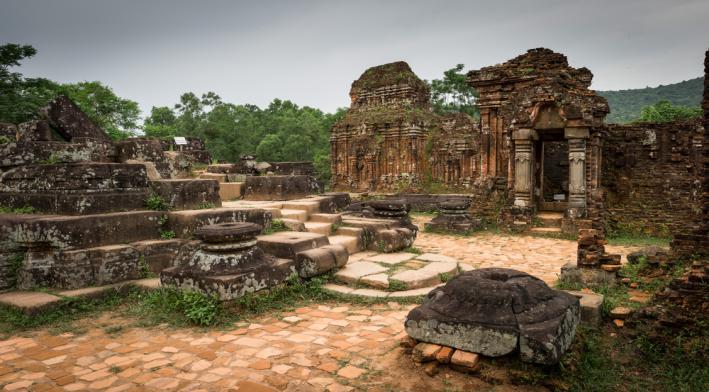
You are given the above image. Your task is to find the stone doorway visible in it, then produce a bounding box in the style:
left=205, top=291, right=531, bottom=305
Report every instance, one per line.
left=537, top=138, right=569, bottom=212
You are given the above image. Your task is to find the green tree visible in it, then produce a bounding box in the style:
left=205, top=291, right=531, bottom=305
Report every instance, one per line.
left=0, top=43, right=59, bottom=123
left=58, top=81, right=141, bottom=140
left=637, top=100, right=702, bottom=123
left=144, top=106, right=178, bottom=138
left=429, top=64, right=479, bottom=118
left=0, top=43, right=141, bottom=140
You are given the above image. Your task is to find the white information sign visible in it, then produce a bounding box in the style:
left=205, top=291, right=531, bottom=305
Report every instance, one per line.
left=174, top=136, right=188, bottom=145
left=553, top=194, right=566, bottom=201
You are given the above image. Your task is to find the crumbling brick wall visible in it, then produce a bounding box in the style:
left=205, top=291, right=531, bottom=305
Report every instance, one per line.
left=602, top=119, right=704, bottom=236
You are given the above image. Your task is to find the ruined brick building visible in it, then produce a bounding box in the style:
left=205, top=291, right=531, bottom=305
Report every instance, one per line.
left=330, top=48, right=706, bottom=237
left=329, top=62, right=481, bottom=192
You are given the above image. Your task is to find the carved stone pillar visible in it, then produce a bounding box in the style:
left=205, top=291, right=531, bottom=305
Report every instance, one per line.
left=565, top=127, right=590, bottom=209
left=512, top=129, right=537, bottom=207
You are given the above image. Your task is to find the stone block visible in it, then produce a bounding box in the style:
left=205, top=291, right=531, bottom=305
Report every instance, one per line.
left=132, top=239, right=184, bottom=274
left=150, top=179, right=221, bottom=209
left=219, top=182, right=244, bottom=201
left=0, top=291, right=62, bottom=315
left=563, top=290, right=604, bottom=327
left=1, top=211, right=165, bottom=250
left=167, top=208, right=271, bottom=238
left=243, top=175, right=320, bottom=201
left=256, top=231, right=329, bottom=260
left=199, top=172, right=227, bottom=182
left=39, top=95, right=111, bottom=142
left=333, top=261, right=388, bottom=284
left=161, top=257, right=295, bottom=301
left=294, top=244, right=348, bottom=278
left=0, top=163, right=150, bottom=214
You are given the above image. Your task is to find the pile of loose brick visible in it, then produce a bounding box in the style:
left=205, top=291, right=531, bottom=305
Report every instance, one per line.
left=400, top=337, right=481, bottom=376
left=577, top=228, right=621, bottom=272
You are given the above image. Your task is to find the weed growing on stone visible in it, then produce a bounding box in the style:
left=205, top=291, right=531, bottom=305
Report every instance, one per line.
left=402, top=246, right=422, bottom=254
left=387, top=279, right=408, bottom=292
left=159, top=230, right=176, bottom=239
left=197, top=202, right=216, bottom=209
left=0, top=205, right=37, bottom=214
left=145, top=193, right=170, bottom=211
left=264, top=219, right=288, bottom=234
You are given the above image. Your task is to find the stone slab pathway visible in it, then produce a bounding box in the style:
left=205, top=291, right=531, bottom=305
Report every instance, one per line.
left=411, top=216, right=642, bottom=284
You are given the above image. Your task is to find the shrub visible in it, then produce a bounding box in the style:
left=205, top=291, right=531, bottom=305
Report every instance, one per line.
left=145, top=193, right=170, bottom=211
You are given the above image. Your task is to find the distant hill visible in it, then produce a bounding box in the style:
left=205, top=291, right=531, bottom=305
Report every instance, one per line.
left=597, top=77, right=703, bottom=123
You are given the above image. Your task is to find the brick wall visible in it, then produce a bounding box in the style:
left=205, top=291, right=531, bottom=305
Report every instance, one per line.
left=602, top=119, right=704, bottom=236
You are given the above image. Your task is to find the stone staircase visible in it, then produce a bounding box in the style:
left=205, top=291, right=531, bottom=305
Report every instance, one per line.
left=530, top=211, right=563, bottom=234
left=323, top=251, right=473, bottom=299
left=198, top=172, right=244, bottom=202
left=223, top=197, right=366, bottom=255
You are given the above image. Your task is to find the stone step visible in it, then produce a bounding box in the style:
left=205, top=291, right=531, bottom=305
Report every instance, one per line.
left=0, top=278, right=160, bottom=315
left=281, top=201, right=321, bottom=216
left=322, top=283, right=438, bottom=299
left=304, top=221, right=333, bottom=236
left=219, top=182, right=244, bottom=201
left=537, top=211, right=564, bottom=219
left=530, top=227, right=562, bottom=234
left=536, top=212, right=563, bottom=228
left=389, top=261, right=459, bottom=290
left=335, top=226, right=364, bottom=237
left=309, top=213, right=343, bottom=224
left=334, top=261, right=389, bottom=285
left=199, top=172, right=227, bottom=182
left=279, top=209, right=309, bottom=222
left=281, top=218, right=305, bottom=232
left=328, top=235, right=364, bottom=255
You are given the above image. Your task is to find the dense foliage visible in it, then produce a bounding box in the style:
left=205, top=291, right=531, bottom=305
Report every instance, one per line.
left=598, top=77, right=702, bottom=123
left=0, top=43, right=141, bottom=140
left=428, top=64, right=479, bottom=118
left=144, top=94, right=346, bottom=182
left=636, top=100, right=703, bottom=123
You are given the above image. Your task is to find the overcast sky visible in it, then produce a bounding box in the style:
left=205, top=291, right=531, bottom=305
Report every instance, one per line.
left=2, top=0, right=708, bottom=115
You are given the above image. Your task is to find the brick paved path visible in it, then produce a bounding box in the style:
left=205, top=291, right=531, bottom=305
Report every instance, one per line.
left=0, top=228, right=644, bottom=391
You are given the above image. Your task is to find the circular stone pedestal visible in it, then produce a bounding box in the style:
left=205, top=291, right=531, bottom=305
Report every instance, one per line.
left=404, top=268, right=580, bottom=365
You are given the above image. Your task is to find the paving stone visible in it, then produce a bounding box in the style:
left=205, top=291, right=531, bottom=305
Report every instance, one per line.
left=390, top=261, right=458, bottom=289
left=322, top=284, right=354, bottom=295
left=365, top=252, right=416, bottom=265
left=359, top=273, right=390, bottom=289
left=350, top=288, right=389, bottom=298
left=334, top=261, right=388, bottom=284
left=236, top=381, right=278, bottom=392
left=415, top=253, right=457, bottom=263
left=337, top=365, right=365, bottom=379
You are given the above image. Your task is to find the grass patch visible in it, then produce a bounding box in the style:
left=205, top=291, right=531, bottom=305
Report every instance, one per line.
left=402, top=246, right=422, bottom=255
left=387, top=279, right=408, bottom=292
left=0, top=205, right=37, bottom=214
left=606, top=234, right=670, bottom=247
left=197, top=202, right=216, bottom=209
left=0, top=289, right=128, bottom=338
